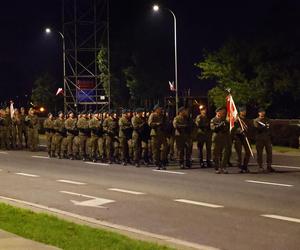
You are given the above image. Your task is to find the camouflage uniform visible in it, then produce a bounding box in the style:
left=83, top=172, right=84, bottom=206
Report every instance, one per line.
left=52, top=117, right=65, bottom=158
left=131, top=113, right=145, bottom=166
left=43, top=116, right=55, bottom=156
left=210, top=115, right=230, bottom=173
left=103, top=115, right=118, bottom=163
left=77, top=116, right=89, bottom=160
left=19, top=111, right=28, bottom=148
left=26, top=112, right=39, bottom=151
left=195, top=114, right=212, bottom=167
left=148, top=110, right=168, bottom=169
left=65, top=117, right=77, bottom=159
left=118, top=114, right=132, bottom=164
left=89, top=116, right=100, bottom=161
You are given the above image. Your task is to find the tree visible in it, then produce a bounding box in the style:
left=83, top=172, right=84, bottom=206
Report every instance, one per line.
left=31, top=73, right=59, bottom=112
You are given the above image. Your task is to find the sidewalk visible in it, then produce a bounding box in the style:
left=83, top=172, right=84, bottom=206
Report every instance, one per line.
left=0, top=230, right=60, bottom=250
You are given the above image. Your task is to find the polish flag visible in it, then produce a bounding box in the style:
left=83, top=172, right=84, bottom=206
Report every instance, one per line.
left=226, top=94, right=238, bottom=131
left=56, top=88, right=64, bottom=96
left=168, top=81, right=176, bottom=92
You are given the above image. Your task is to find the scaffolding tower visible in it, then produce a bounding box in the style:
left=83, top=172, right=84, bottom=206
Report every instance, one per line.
left=62, top=0, right=109, bottom=112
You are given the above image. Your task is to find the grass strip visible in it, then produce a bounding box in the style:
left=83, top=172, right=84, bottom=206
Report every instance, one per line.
left=0, top=203, right=173, bottom=250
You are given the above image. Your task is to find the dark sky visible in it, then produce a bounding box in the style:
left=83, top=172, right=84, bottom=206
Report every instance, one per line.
left=0, top=0, right=299, bottom=105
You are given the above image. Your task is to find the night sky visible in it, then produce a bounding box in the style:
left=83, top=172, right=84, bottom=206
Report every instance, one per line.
left=1, top=0, right=299, bottom=106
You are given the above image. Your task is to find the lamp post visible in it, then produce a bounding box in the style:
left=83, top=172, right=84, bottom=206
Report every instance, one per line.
left=45, top=28, right=67, bottom=113
left=153, top=4, right=179, bottom=114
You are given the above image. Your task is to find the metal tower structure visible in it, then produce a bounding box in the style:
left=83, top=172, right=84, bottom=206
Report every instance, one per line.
left=62, top=0, right=109, bottom=112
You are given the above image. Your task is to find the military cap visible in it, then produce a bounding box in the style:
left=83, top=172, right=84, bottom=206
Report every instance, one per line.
left=58, top=111, right=64, bottom=115
left=80, top=110, right=86, bottom=115
left=216, top=107, right=226, bottom=112
left=135, top=107, right=144, bottom=113
left=153, top=104, right=162, bottom=111
left=93, top=110, right=98, bottom=115
left=178, top=106, right=186, bottom=113
left=67, top=110, right=74, bottom=115
left=48, top=112, right=53, bottom=117
left=122, top=109, right=127, bottom=114
left=258, top=107, right=266, bottom=112
left=239, top=106, right=246, bottom=112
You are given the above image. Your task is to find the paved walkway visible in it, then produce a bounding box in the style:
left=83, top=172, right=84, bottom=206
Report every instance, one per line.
left=0, top=230, right=60, bottom=250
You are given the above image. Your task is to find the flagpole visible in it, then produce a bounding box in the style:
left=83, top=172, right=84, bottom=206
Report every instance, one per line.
left=237, top=116, right=254, bottom=158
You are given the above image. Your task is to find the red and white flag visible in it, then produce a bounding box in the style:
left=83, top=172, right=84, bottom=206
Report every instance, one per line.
left=226, top=94, right=238, bottom=131
left=56, top=88, right=64, bottom=96
left=10, top=101, right=14, bottom=119
left=168, top=81, right=176, bottom=92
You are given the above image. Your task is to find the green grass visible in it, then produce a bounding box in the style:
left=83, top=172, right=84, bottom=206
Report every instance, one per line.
left=272, top=145, right=300, bottom=154
left=0, top=203, right=173, bottom=250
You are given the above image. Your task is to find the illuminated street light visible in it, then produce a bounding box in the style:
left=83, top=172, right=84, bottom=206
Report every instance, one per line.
left=45, top=28, right=51, bottom=34
left=153, top=5, right=179, bottom=114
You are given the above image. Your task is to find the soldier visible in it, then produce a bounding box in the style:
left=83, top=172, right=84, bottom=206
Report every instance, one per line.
left=253, top=108, right=274, bottom=172
left=131, top=108, right=145, bottom=167
left=173, top=107, right=192, bottom=169
left=97, top=111, right=105, bottom=162
left=65, top=111, right=77, bottom=160
left=119, top=109, right=132, bottom=165
left=232, top=107, right=251, bottom=173
left=0, top=109, right=8, bottom=149
left=89, top=111, right=100, bottom=162
left=43, top=113, right=55, bottom=157
left=52, top=111, right=65, bottom=158
left=25, top=108, right=39, bottom=151
left=210, top=107, right=230, bottom=174
left=13, top=109, right=23, bottom=149
left=77, top=111, right=89, bottom=161
left=72, top=113, right=81, bottom=160
left=103, top=111, right=119, bottom=164
left=11, top=108, right=19, bottom=149
left=195, top=106, right=212, bottom=168
left=148, top=105, right=168, bottom=170
left=19, top=107, right=28, bottom=148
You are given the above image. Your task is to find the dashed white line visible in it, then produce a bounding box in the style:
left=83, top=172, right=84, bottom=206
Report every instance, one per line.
left=57, top=180, right=86, bottom=185
left=15, top=173, right=40, bottom=178
left=108, top=188, right=145, bottom=195
left=60, top=191, right=97, bottom=199
left=0, top=151, right=8, bottom=154
left=153, top=169, right=186, bottom=175
left=245, top=180, right=293, bottom=187
left=273, top=165, right=300, bottom=170
left=32, top=155, right=49, bottom=159
left=174, top=199, right=224, bottom=208
left=262, top=214, right=300, bottom=224
left=85, top=162, right=109, bottom=166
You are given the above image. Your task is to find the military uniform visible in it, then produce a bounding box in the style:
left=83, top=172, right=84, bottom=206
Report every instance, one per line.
left=65, top=115, right=77, bottom=159
left=210, top=111, right=230, bottom=174
left=43, top=115, right=55, bottom=157
left=118, top=113, right=132, bottom=165
left=173, top=109, right=192, bottom=168
left=148, top=107, right=168, bottom=169
left=253, top=113, right=273, bottom=172
left=195, top=114, right=212, bottom=167
left=131, top=110, right=145, bottom=166
left=103, top=115, right=118, bottom=163
left=19, top=110, right=28, bottom=148
left=52, top=116, right=65, bottom=158
left=1, top=112, right=11, bottom=150
left=89, top=115, right=100, bottom=162
left=97, top=116, right=105, bottom=161
left=26, top=111, right=39, bottom=151
left=77, top=116, right=89, bottom=160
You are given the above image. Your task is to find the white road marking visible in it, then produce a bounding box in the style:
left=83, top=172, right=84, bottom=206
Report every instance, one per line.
left=0, top=195, right=220, bottom=250
left=153, top=169, right=186, bottom=175
left=32, top=155, right=49, bottom=159
left=0, top=151, right=8, bottom=154
left=85, top=162, right=109, bottom=166
left=57, top=180, right=86, bottom=185
left=245, top=180, right=293, bottom=187
left=60, top=191, right=115, bottom=208
left=174, top=199, right=224, bottom=208
left=273, top=165, right=300, bottom=170
left=108, top=188, right=145, bottom=195
left=262, top=214, right=300, bottom=224
left=15, top=173, right=40, bottom=178
left=0, top=169, right=2, bottom=171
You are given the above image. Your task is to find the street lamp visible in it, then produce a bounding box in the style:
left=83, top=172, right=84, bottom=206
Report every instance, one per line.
left=153, top=4, right=179, bottom=114
left=45, top=27, right=67, bottom=113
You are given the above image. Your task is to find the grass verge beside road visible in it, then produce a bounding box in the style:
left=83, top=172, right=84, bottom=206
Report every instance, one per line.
left=0, top=203, right=172, bottom=250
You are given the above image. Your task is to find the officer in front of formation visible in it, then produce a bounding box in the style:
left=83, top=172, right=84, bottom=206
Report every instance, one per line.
left=253, top=108, right=275, bottom=173
left=148, top=104, right=168, bottom=170
left=25, top=108, right=39, bottom=152
left=195, top=105, right=212, bottom=168
left=173, top=107, right=192, bottom=169
left=210, top=107, right=230, bottom=174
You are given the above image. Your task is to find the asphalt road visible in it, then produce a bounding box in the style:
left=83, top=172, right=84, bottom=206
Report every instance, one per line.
left=0, top=149, right=299, bottom=250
